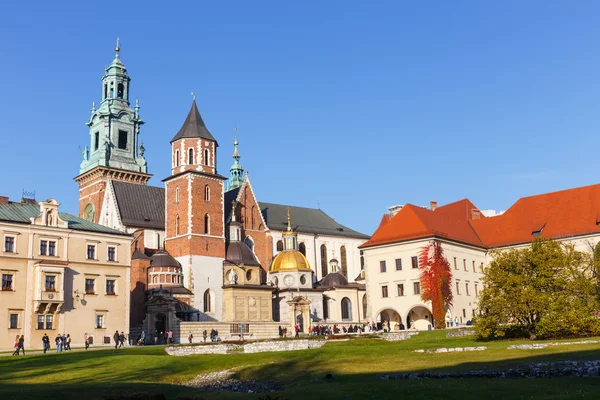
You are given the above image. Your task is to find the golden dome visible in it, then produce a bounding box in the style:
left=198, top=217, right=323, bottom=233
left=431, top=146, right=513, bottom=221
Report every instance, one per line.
left=270, top=250, right=312, bottom=273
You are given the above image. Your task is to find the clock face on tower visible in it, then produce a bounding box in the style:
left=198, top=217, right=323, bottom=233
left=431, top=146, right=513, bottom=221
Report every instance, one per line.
left=283, top=274, right=295, bottom=287
left=83, top=203, right=95, bottom=222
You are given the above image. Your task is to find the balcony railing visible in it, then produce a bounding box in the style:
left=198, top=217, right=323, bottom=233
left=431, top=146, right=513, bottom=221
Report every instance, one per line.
left=35, top=290, right=64, bottom=302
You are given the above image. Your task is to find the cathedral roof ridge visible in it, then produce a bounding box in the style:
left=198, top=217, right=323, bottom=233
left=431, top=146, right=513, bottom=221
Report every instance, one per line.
left=170, top=100, right=217, bottom=144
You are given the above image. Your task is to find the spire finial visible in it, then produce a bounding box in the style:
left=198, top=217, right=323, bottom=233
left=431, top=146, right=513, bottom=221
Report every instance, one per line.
left=231, top=200, right=236, bottom=221
left=191, top=92, right=196, bottom=101
left=115, top=38, right=120, bottom=58
left=91, top=101, right=96, bottom=112
left=287, top=207, right=292, bottom=231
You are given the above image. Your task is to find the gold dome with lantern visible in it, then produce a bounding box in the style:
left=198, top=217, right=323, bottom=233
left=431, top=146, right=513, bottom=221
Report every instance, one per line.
left=269, top=208, right=312, bottom=273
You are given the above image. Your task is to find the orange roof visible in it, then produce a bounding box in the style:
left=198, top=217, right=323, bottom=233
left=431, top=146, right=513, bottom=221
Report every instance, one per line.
left=472, top=184, right=600, bottom=247
left=360, top=200, right=484, bottom=248
left=361, top=184, right=600, bottom=249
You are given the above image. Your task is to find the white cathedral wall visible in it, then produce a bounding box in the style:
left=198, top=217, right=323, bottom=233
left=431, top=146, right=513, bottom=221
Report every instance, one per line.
left=99, top=181, right=126, bottom=232
left=270, top=231, right=367, bottom=282
left=175, top=255, right=224, bottom=321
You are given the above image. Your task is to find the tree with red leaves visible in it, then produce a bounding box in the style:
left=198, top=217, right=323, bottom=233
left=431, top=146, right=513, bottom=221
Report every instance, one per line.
left=418, top=240, right=453, bottom=329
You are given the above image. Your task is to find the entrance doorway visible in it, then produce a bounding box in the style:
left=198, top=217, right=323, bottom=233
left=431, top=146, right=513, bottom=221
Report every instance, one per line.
left=155, top=313, right=166, bottom=336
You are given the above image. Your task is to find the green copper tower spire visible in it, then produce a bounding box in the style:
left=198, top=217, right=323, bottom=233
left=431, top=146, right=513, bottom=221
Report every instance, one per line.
left=79, top=39, right=147, bottom=175
left=228, top=135, right=244, bottom=190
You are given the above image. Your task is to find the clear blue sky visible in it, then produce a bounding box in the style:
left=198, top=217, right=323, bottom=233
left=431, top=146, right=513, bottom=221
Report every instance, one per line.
left=0, top=1, right=599, bottom=235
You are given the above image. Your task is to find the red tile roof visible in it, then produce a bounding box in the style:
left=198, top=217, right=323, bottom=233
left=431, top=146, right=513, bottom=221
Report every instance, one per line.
left=360, top=184, right=600, bottom=249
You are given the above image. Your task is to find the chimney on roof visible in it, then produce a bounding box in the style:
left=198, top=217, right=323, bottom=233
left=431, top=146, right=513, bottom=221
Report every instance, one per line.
left=471, top=209, right=481, bottom=220
left=0, top=196, right=8, bottom=204
left=430, top=201, right=438, bottom=211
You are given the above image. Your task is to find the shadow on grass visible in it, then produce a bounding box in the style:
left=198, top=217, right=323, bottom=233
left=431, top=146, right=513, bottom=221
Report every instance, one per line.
left=2, top=343, right=600, bottom=399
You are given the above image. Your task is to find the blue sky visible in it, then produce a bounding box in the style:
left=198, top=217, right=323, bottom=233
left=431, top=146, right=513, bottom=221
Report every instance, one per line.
left=0, top=1, right=599, bottom=235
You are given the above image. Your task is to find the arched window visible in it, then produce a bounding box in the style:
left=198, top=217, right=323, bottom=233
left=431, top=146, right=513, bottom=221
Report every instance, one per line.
left=175, top=150, right=180, bottom=167
left=340, top=246, right=348, bottom=278
left=204, top=185, right=210, bottom=201
left=320, top=244, right=328, bottom=278
left=203, top=289, right=211, bottom=313
left=188, top=148, right=194, bottom=165
left=341, top=297, right=352, bottom=321
left=299, top=242, right=306, bottom=256
left=204, top=149, right=209, bottom=165
left=175, top=215, right=180, bottom=236
left=175, top=186, right=180, bottom=203
left=276, top=240, right=283, bottom=252
left=362, top=294, right=367, bottom=321
left=244, top=236, right=254, bottom=252
left=204, top=214, right=210, bottom=234
left=117, top=83, right=124, bottom=99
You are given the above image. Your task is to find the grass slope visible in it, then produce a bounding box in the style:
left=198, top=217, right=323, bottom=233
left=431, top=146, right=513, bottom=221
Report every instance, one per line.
left=1, top=331, right=600, bottom=399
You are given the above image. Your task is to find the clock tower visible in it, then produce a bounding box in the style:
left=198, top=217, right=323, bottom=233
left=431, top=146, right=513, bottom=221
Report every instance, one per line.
left=75, top=40, right=151, bottom=223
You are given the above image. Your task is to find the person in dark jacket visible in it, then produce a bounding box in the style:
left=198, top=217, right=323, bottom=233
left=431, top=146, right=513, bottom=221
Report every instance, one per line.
left=17, top=335, right=25, bottom=355
left=113, top=330, right=120, bottom=349
left=42, top=333, right=50, bottom=353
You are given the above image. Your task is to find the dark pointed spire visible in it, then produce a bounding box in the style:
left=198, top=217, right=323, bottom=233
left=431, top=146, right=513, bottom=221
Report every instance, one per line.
left=170, top=100, right=217, bottom=144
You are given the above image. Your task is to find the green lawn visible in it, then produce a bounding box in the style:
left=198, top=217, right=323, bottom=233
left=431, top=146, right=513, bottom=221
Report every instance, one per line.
left=2, top=331, right=600, bottom=399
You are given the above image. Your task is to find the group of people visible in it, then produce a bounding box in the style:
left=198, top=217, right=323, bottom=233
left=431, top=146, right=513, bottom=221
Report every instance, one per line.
left=51, top=333, right=73, bottom=352
left=11, top=335, right=25, bottom=356
left=113, top=330, right=127, bottom=348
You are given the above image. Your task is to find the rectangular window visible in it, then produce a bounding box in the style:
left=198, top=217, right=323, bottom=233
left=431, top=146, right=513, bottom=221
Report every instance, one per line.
left=5, top=236, right=14, bottom=252
left=480, top=262, right=484, bottom=273
left=455, top=282, right=461, bottom=295
left=118, top=130, right=128, bottom=150
left=466, top=282, right=470, bottom=296
left=37, top=315, right=44, bottom=330
left=45, top=315, right=53, bottom=330
left=475, top=283, right=479, bottom=296
left=463, top=259, right=467, bottom=271
left=94, top=132, right=99, bottom=150
left=395, top=259, right=402, bottom=271
left=40, top=240, right=47, bottom=255
left=85, top=279, right=95, bottom=294
left=462, top=309, right=466, bottom=318
left=411, top=256, right=418, bottom=269
left=108, top=247, right=116, bottom=261
left=96, top=315, right=104, bottom=329
left=45, top=275, right=56, bottom=291
left=48, top=241, right=56, bottom=256
left=2, top=274, right=13, bottom=291
left=380, top=261, right=386, bottom=273
left=472, top=260, right=476, bottom=272
left=106, top=279, right=116, bottom=295
left=87, top=245, right=96, bottom=260
left=453, top=257, right=457, bottom=270
left=9, top=314, right=18, bottom=329
left=413, top=282, right=421, bottom=295
left=397, top=283, right=404, bottom=296
left=381, top=285, right=388, bottom=298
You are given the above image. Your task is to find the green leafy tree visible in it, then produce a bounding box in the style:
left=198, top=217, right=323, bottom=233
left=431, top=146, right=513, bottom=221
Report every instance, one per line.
left=476, top=238, right=600, bottom=340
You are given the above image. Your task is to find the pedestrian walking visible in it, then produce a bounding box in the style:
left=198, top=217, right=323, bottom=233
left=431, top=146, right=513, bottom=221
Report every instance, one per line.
left=168, top=330, right=173, bottom=344
left=61, top=334, right=67, bottom=351
left=65, top=334, right=72, bottom=351
left=140, top=330, right=146, bottom=346
left=12, top=335, right=19, bottom=356
left=84, top=333, right=90, bottom=350
left=119, top=331, right=125, bottom=348
left=55, top=334, right=62, bottom=352
left=202, top=329, right=207, bottom=343
left=42, top=333, right=50, bottom=354
left=17, top=335, right=25, bottom=355
left=113, top=330, right=120, bottom=349
left=188, top=332, right=193, bottom=344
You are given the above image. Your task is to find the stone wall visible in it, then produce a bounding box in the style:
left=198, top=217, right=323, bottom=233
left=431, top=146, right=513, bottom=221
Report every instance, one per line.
left=165, top=339, right=326, bottom=356
left=446, top=328, right=476, bottom=338
left=179, top=321, right=290, bottom=343
left=382, top=331, right=419, bottom=341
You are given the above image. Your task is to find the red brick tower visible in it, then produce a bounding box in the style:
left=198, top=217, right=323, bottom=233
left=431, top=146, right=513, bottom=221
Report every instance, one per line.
left=164, top=99, right=227, bottom=319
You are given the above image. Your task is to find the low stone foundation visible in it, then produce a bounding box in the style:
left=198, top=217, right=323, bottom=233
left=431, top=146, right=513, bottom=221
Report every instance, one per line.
left=165, top=339, right=326, bottom=356
left=382, top=331, right=419, bottom=341
left=446, top=329, right=476, bottom=338
left=379, top=360, right=600, bottom=379
left=413, top=346, right=486, bottom=353
left=508, top=340, right=600, bottom=350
